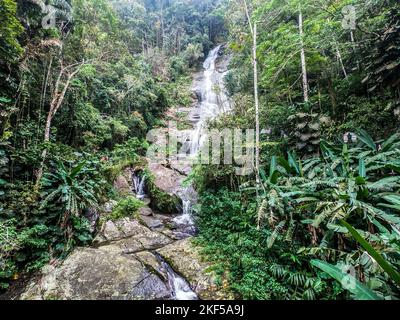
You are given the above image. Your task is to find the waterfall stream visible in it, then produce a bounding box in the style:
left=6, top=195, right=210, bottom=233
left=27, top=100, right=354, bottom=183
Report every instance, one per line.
left=190, top=45, right=231, bottom=154
left=155, top=253, right=198, bottom=300
left=173, top=45, right=231, bottom=231
left=150, top=46, right=231, bottom=300
left=132, top=172, right=146, bottom=200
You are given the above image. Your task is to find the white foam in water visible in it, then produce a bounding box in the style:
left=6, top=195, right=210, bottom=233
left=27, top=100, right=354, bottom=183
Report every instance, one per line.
left=132, top=173, right=146, bottom=200
left=170, top=274, right=198, bottom=300
left=156, top=254, right=198, bottom=300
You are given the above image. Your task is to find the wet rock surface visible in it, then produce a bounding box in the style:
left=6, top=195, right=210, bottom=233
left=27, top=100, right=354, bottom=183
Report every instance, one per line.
left=20, top=247, right=170, bottom=300
left=18, top=205, right=228, bottom=300
left=147, top=163, right=185, bottom=214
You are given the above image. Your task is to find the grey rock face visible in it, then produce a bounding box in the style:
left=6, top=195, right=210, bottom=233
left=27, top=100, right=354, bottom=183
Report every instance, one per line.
left=20, top=247, right=170, bottom=300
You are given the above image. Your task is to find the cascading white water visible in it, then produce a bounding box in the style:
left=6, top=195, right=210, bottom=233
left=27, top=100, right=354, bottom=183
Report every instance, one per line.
left=190, top=45, right=231, bottom=155
left=174, top=185, right=197, bottom=234
left=173, top=45, right=231, bottom=231
left=132, top=172, right=146, bottom=200
left=156, top=254, right=198, bottom=300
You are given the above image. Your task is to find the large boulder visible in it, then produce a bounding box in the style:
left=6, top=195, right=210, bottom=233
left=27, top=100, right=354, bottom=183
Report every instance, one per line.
left=103, top=200, right=118, bottom=214
left=113, top=168, right=134, bottom=195
left=147, top=163, right=184, bottom=214
left=113, top=175, right=131, bottom=194
left=20, top=247, right=170, bottom=300
left=157, top=238, right=233, bottom=300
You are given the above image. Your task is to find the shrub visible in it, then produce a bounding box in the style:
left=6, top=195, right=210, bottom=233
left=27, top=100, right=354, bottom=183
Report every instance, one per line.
left=108, top=196, right=144, bottom=221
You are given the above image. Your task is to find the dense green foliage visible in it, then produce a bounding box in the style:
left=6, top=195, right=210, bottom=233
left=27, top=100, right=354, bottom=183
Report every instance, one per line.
left=108, top=196, right=144, bottom=221
left=195, top=133, right=400, bottom=299
left=193, top=0, right=400, bottom=300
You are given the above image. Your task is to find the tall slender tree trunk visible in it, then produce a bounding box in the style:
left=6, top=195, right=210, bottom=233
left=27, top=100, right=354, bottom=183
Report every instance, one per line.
left=35, top=112, right=52, bottom=189
left=298, top=10, right=309, bottom=103
left=242, top=0, right=261, bottom=208
left=335, top=42, right=348, bottom=78
left=253, top=23, right=260, bottom=188
left=242, top=0, right=253, bottom=35
left=161, top=4, right=165, bottom=53
left=35, top=65, right=82, bottom=188
left=350, top=30, right=360, bottom=69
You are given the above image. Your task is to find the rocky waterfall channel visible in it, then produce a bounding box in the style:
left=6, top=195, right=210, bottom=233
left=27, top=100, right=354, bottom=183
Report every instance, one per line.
left=15, top=46, right=233, bottom=301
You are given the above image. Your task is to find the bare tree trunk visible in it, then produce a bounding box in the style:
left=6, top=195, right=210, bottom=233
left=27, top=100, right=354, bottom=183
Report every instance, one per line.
left=35, top=64, right=82, bottom=188
left=298, top=10, right=309, bottom=103
left=350, top=30, right=360, bottom=69
left=160, top=2, right=165, bottom=54
left=35, top=111, right=52, bottom=188
left=335, top=42, right=347, bottom=78
left=253, top=23, right=260, bottom=189
left=242, top=0, right=260, bottom=195
left=242, top=0, right=253, bottom=35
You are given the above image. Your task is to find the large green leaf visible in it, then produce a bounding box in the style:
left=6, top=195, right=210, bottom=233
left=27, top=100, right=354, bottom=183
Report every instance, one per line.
left=357, top=129, right=377, bottom=151
left=320, top=139, right=336, bottom=160
left=381, top=133, right=400, bottom=152
left=340, top=220, right=400, bottom=286
left=358, top=158, right=366, bottom=178
left=310, top=260, right=381, bottom=300
left=70, top=161, right=87, bottom=180
left=368, top=176, right=400, bottom=190
left=288, top=151, right=301, bottom=175
left=269, top=156, right=278, bottom=184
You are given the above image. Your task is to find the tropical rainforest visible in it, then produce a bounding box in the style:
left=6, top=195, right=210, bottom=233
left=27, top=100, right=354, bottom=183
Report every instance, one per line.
left=0, top=0, right=400, bottom=300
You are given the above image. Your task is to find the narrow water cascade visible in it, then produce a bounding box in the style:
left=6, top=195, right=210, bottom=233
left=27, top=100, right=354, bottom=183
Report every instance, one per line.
left=132, top=172, right=146, bottom=200
left=155, top=253, right=198, bottom=300
left=173, top=45, right=231, bottom=230
left=190, top=45, right=231, bottom=155
left=174, top=185, right=197, bottom=235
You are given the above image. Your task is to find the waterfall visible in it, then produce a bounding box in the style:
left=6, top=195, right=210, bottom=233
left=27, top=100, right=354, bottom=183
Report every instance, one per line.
left=132, top=172, right=146, bottom=200
left=173, top=185, right=197, bottom=234
left=189, top=45, right=230, bottom=155
left=173, top=45, right=231, bottom=232
left=156, top=254, right=198, bottom=300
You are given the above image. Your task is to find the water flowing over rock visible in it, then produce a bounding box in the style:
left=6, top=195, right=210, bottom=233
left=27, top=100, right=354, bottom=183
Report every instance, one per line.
left=157, top=238, right=233, bottom=300
left=132, top=171, right=146, bottom=200
left=18, top=216, right=226, bottom=300
left=189, top=45, right=231, bottom=155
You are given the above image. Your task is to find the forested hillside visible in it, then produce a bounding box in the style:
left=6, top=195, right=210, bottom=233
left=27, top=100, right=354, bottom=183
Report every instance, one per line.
left=1, top=0, right=400, bottom=301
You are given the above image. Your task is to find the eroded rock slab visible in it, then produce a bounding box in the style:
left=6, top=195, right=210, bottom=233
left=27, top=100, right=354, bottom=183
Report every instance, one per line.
left=94, top=217, right=173, bottom=252
left=139, top=215, right=164, bottom=229
left=135, top=251, right=168, bottom=282
left=113, top=175, right=131, bottom=194
left=94, top=218, right=151, bottom=243
left=148, top=164, right=185, bottom=195
left=20, top=248, right=170, bottom=300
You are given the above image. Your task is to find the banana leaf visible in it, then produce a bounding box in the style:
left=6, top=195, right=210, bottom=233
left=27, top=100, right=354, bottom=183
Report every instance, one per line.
left=311, top=259, right=381, bottom=300
left=340, top=220, right=400, bottom=286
